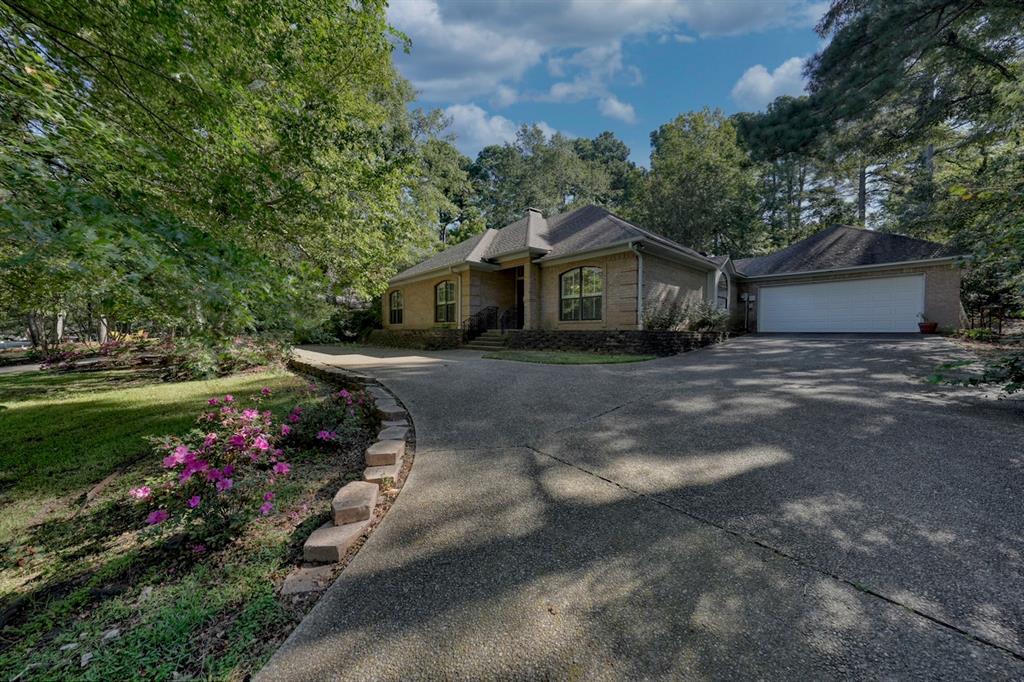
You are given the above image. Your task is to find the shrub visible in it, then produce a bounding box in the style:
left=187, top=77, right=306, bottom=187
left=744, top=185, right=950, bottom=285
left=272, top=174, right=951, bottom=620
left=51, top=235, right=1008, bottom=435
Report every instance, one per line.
left=161, top=336, right=290, bottom=381
left=959, top=327, right=998, bottom=343
left=932, top=351, right=1024, bottom=395
left=643, top=299, right=687, bottom=331
left=643, top=299, right=729, bottom=332
left=282, top=386, right=376, bottom=449
left=683, top=300, right=729, bottom=332
left=128, top=389, right=293, bottom=547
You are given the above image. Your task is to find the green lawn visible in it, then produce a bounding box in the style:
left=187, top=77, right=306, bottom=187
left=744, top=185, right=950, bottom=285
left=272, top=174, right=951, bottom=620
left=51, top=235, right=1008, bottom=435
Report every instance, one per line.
left=0, top=367, right=376, bottom=680
left=482, top=350, right=656, bottom=365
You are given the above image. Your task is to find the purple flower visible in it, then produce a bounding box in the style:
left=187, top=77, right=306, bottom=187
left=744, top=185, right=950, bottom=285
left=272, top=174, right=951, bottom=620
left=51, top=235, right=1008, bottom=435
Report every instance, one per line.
left=316, top=430, right=335, bottom=442
left=252, top=435, right=270, bottom=451
left=216, top=478, right=233, bottom=492
left=207, top=397, right=220, bottom=406
left=287, top=412, right=300, bottom=424
left=228, top=433, right=246, bottom=448
left=224, top=394, right=234, bottom=403
left=190, top=543, right=207, bottom=554
left=263, top=491, right=275, bottom=502
left=260, top=387, right=272, bottom=396
left=273, top=461, right=291, bottom=476
left=147, top=509, right=169, bottom=525
left=242, top=408, right=259, bottom=421
left=162, top=445, right=191, bottom=468
left=259, top=501, right=273, bottom=515
left=222, top=465, right=234, bottom=477
left=187, top=495, right=201, bottom=509
left=128, top=486, right=151, bottom=500
left=280, top=424, right=292, bottom=436
left=202, top=432, right=218, bottom=448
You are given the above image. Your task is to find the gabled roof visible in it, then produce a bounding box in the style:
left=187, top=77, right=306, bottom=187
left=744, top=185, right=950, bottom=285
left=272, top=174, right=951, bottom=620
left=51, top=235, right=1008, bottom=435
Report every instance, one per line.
left=733, top=225, right=962, bottom=278
left=390, top=204, right=716, bottom=283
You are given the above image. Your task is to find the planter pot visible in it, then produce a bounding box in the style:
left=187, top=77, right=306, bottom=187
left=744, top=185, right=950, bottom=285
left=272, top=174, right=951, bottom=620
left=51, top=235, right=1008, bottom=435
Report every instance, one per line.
left=918, top=322, right=938, bottom=334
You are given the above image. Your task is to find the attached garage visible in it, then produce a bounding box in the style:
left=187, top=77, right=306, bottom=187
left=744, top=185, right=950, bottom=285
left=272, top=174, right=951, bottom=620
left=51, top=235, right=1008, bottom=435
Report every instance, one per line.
left=758, top=275, right=925, bottom=333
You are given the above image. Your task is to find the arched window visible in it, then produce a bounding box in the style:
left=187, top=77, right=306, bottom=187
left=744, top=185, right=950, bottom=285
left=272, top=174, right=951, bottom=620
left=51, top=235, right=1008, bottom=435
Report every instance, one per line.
left=717, top=272, right=729, bottom=310
left=559, top=266, right=603, bottom=321
left=435, top=281, right=456, bottom=323
left=388, top=290, right=403, bottom=325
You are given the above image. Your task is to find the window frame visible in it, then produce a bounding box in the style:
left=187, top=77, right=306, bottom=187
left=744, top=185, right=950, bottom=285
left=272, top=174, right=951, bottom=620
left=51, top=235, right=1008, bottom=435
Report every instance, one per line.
left=559, top=266, right=603, bottom=322
left=434, top=280, right=456, bottom=324
left=388, top=290, right=403, bottom=325
left=716, top=272, right=729, bottom=310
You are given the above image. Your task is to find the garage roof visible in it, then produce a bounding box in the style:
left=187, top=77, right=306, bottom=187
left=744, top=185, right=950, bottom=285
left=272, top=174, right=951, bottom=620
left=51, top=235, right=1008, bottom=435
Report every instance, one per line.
left=734, top=225, right=962, bottom=278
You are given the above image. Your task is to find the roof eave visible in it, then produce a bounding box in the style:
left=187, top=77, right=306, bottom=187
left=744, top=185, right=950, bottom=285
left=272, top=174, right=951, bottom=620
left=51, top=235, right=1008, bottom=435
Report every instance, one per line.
left=737, top=255, right=966, bottom=281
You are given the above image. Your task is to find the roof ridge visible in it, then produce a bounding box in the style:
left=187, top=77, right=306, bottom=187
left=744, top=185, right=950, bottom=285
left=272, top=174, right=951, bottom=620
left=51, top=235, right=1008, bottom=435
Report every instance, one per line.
left=466, top=228, right=498, bottom=262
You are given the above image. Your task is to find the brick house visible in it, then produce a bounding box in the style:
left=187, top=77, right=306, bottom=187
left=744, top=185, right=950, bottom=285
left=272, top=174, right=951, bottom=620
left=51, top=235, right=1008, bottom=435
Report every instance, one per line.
left=383, top=205, right=964, bottom=337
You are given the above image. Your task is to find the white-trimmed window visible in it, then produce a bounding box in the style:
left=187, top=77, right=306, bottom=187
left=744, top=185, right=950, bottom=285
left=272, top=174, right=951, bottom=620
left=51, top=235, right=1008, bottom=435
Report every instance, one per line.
left=388, top=290, right=403, bottom=324
left=560, top=266, right=603, bottom=321
left=435, top=281, right=456, bottom=323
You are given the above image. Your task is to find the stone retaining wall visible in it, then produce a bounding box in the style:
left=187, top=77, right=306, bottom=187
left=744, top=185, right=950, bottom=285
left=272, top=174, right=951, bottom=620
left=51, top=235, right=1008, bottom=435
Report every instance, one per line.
left=503, top=330, right=729, bottom=356
left=366, top=328, right=463, bottom=350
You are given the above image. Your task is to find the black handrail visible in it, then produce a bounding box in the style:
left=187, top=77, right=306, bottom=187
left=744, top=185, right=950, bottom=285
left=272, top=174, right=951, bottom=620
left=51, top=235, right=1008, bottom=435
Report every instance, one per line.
left=462, top=306, right=498, bottom=342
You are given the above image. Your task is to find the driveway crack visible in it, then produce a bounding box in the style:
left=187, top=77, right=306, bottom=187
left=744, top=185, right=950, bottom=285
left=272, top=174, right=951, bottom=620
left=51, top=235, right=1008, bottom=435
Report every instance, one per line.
left=523, top=444, right=1024, bottom=665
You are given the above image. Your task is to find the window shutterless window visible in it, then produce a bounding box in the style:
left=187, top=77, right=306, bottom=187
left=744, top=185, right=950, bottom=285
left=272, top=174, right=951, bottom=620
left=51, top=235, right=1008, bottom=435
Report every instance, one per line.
left=388, top=291, right=403, bottom=324
left=559, top=266, right=602, bottom=321
left=435, top=281, right=456, bottom=323
left=717, top=273, right=729, bottom=310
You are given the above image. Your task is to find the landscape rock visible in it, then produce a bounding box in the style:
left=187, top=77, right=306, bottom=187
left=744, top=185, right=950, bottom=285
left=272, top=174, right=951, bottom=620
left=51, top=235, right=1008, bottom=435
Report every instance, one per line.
left=331, top=481, right=378, bottom=525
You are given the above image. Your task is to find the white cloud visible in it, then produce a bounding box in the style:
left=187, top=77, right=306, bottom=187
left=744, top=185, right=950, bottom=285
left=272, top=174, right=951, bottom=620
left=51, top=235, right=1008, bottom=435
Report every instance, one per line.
left=731, top=56, right=808, bottom=110
left=598, top=96, right=637, bottom=123
left=443, top=104, right=557, bottom=156
left=491, top=85, right=518, bottom=108
left=388, top=0, right=825, bottom=102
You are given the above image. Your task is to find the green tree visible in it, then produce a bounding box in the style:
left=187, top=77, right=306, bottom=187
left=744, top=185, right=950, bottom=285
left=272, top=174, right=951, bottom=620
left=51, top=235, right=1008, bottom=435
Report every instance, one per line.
left=0, top=0, right=422, bottom=341
left=634, top=109, right=760, bottom=255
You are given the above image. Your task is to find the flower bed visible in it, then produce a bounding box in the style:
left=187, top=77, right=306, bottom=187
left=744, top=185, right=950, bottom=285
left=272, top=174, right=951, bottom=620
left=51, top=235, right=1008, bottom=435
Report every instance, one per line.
left=0, top=373, right=379, bottom=680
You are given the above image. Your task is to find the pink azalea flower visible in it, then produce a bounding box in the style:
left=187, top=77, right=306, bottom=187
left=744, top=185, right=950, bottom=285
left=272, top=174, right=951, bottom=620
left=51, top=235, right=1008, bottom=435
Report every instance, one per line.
left=205, top=467, right=223, bottom=482
left=338, top=389, right=350, bottom=399
left=287, top=412, right=300, bottom=424
left=242, top=408, right=259, bottom=421
left=259, top=501, right=273, bottom=515
left=252, top=435, right=270, bottom=451
left=147, top=509, right=169, bottom=525
left=316, top=430, right=335, bottom=441
left=228, top=433, right=246, bottom=448
left=187, top=495, right=201, bottom=509
left=162, top=445, right=191, bottom=468
left=222, top=465, right=234, bottom=477
left=260, top=387, right=272, bottom=396
left=128, top=486, right=152, bottom=500
left=280, top=424, right=292, bottom=436
left=263, top=491, right=275, bottom=502
left=272, top=461, right=291, bottom=475
left=216, top=478, right=233, bottom=492
left=224, top=394, right=234, bottom=403
left=207, top=397, right=220, bottom=406
left=202, top=433, right=218, bottom=448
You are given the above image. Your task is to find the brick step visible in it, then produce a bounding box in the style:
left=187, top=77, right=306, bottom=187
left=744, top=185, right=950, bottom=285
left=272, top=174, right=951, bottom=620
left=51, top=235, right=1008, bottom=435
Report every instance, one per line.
left=303, top=519, right=370, bottom=563
left=377, top=425, right=410, bottom=441
left=331, top=481, right=378, bottom=525
left=366, top=439, right=405, bottom=466
left=364, top=459, right=402, bottom=484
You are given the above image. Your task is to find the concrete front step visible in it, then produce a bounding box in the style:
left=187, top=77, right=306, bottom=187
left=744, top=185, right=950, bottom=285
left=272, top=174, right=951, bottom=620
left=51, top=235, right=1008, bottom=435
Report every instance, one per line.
left=331, top=481, right=378, bottom=525
left=303, top=519, right=370, bottom=563
left=378, top=425, right=410, bottom=441
left=364, top=460, right=402, bottom=484
left=366, top=439, right=405, bottom=466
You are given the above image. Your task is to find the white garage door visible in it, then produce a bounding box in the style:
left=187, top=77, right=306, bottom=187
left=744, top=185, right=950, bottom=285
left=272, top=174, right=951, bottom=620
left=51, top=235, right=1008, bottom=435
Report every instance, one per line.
left=758, top=275, right=925, bottom=333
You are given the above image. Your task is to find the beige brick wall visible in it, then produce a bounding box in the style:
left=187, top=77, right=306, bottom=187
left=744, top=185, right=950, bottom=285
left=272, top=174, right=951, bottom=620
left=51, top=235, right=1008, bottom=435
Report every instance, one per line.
left=737, top=262, right=964, bottom=332
left=384, top=272, right=463, bottom=330
left=538, top=252, right=639, bottom=330
left=465, top=268, right=516, bottom=318
left=642, top=253, right=709, bottom=322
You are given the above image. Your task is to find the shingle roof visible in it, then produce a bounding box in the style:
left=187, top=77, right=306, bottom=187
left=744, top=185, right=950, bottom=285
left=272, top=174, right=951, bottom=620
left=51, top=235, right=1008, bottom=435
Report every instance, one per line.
left=733, top=225, right=961, bottom=277
left=391, top=231, right=493, bottom=281
left=389, top=204, right=715, bottom=283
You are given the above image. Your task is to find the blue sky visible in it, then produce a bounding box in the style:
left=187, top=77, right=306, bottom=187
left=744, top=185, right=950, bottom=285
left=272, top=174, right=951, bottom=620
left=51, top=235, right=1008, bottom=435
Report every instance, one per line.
left=388, top=0, right=827, bottom=166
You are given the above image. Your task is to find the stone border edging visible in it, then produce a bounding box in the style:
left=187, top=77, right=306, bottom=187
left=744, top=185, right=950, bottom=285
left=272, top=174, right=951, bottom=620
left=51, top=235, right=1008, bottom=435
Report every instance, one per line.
left=280, top=358, right=416, bottom=595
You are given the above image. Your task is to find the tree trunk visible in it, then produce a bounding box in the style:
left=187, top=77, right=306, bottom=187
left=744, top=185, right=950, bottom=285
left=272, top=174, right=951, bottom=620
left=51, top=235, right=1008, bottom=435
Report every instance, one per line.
left=55, top=313, right=65, bottom=343
left=857, top=164, right=867, bottom=223
left=98, top=317, right=109, bottom=344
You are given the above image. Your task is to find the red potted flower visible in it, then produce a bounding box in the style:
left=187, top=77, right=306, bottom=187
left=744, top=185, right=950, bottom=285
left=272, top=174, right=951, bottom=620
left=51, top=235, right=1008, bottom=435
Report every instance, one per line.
left=918, top=314, right=938, bottom=334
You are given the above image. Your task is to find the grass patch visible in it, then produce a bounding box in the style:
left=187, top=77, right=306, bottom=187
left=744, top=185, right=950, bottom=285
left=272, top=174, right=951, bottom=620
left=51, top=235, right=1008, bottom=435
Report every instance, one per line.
left=0, top=368, right=377, bottom=680
left=482, top=350, right=656, bottom=365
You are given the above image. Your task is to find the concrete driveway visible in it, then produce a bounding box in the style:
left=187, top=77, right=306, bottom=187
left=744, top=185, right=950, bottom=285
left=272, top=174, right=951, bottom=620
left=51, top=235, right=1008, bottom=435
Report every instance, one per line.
left=260, top=335, right=1024, bottom=680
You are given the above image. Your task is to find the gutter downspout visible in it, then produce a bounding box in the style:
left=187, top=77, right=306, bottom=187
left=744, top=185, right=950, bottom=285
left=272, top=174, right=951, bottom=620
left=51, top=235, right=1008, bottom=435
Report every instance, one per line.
left=631, top=242, right=645, bottom=330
